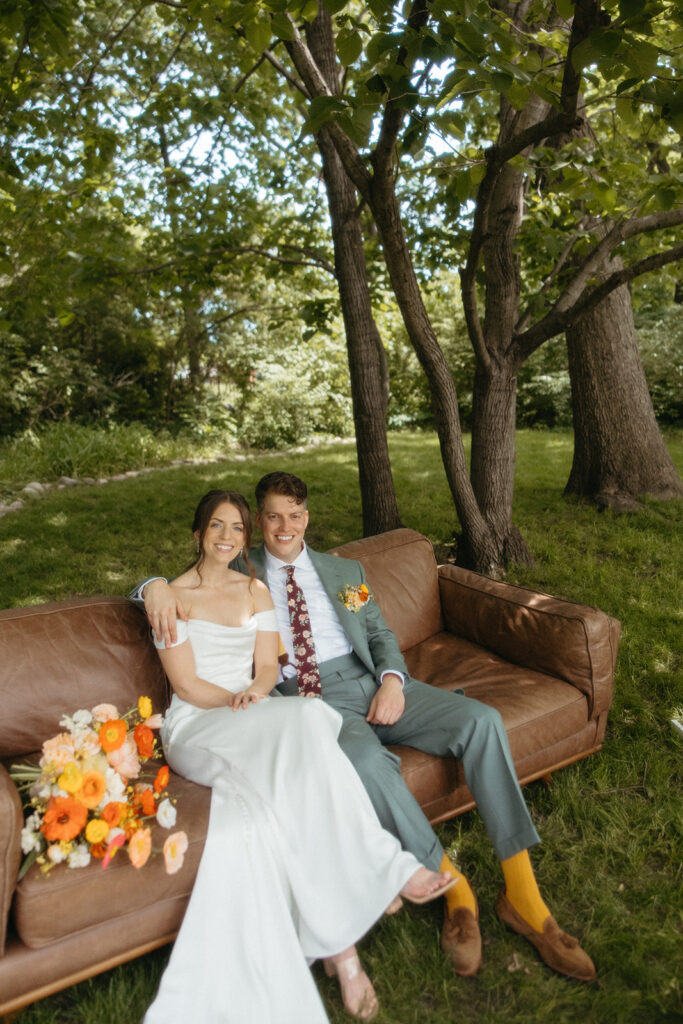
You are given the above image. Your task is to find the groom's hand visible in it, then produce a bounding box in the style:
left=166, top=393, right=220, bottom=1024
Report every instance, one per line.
left=144, top=579, right=188, bottom=647
left=366, top=674, right=405, bottom=726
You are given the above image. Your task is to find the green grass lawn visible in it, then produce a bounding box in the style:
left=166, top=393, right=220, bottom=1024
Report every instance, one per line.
left=3, top=429, right=682, bottom=1023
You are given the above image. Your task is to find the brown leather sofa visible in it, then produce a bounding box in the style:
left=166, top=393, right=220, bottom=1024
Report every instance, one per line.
left=0, top=528, right=620, bottom=1015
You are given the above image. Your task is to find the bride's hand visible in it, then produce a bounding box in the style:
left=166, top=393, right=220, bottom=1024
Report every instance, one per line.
left=229, top=690, right=268, bottom=712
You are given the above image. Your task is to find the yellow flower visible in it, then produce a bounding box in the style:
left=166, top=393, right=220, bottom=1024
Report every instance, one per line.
left=58, top=761, right=83, bottom=794
left=138, top=696, right=153, bottom=720
left=85, top=818, right=109, bottom=845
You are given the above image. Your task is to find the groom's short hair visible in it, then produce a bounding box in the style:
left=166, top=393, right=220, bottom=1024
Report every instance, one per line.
left=255, top=471, right=308, bottom=511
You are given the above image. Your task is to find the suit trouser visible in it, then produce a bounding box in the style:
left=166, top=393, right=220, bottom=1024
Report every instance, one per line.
left=279, top=653, right=541, bottom=870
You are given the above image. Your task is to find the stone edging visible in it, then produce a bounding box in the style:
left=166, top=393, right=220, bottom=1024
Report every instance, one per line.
left=0, top=437, right=354, bottom=519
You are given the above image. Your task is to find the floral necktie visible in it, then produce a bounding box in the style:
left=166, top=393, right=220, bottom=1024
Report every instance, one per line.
left=284, top=565, right=322, bottom=697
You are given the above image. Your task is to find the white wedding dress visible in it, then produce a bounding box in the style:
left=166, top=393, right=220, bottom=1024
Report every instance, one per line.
left=143, top=613, right=421, bottom=1024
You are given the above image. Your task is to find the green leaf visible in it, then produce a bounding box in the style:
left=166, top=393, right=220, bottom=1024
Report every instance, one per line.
left=655, top=186, right=676, bottom=210
left=555, top=0, right=574, bottom=19
left=270, top=12, right=295, bottom=39
left=336, top=27, right=363, bottom=66
left=623, top=40, right=659, bottom=78
left=245, top=14, right=273, bottom=53
left=322, top=0, right=348, bottom=12
left=469, top=163, right=486, bottom=185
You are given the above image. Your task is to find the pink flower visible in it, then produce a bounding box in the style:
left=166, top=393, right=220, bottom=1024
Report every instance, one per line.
left=163, top=831, right=188, bottom=874
left=128, top=827, right=152, bottom=869
left=92, top=703, right=120, bottom=723
left=102, top=830, right=126, bottom=869
left=146, top=714, right=163, bottom=730
left=106, top=736, right=140, bottom=781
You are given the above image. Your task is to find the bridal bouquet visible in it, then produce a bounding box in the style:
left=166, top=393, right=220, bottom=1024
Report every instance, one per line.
left=11, top=697, right=188, bottom=879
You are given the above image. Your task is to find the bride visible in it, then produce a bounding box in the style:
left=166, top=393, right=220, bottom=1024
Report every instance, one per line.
left=143, top=489, right=454, bottom=1024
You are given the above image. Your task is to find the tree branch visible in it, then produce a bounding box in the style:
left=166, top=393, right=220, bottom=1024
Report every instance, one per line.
left=283, top=15, right=371, bottom=201
left=459, top=0, right=600, bottom=368
left=515, top=242, right=683, bottom=361
left=260, top=46, right=310, bottom=99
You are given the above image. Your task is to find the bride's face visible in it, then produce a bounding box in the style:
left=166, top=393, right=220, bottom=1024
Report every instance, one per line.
left=196, top=502, right=246, bottom=565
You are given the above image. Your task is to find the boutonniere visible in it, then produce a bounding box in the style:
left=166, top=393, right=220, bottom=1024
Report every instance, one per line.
left=338, top=583, right=373, bottom=612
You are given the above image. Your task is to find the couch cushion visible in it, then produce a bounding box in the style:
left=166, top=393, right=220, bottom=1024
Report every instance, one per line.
left=12, top=773, right=210, bottom=950
left=330, top=529, right=443, bottom=651
left=0, top=598, right=170, bottom=759
left=404, top=632, right=591, bottom=764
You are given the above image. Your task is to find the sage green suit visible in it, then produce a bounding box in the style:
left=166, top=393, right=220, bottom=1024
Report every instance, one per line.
left=244, top=544, right=540, bottom=869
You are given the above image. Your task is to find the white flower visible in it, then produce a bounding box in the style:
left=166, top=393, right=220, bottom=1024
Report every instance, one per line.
left=25, top=812, right=42, bottom=832
left=72, top=709, right=93, bottom=727
left=21, top=827, right=43, bottom=854
left=101, top=765, right=127, bottom=804
left=47, top=843, right=68, bottom=864
left=68, top=844, right=91, bottom=869
left=156, top=798, right=177, bottom=829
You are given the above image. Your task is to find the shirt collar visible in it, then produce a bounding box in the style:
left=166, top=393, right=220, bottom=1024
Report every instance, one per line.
left=264, top=540, right=312, bottom=573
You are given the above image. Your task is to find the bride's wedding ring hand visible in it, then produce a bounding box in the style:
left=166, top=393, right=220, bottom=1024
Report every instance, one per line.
left=229, top=690, right=267, bottom=712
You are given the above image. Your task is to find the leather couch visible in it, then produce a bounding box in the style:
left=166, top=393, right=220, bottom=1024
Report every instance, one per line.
left=0, top=528, right=620, bottom=1015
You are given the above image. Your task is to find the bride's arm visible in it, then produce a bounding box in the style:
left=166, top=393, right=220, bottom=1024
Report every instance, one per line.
left=156, top=636, right=237, bottom=710
left=230, top=581, right=279, bottom=711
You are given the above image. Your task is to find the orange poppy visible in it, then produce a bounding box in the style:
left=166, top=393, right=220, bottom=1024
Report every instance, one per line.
left=75, top=770, right=107, bottom=809
left=41, top=797, right=88, bottom=842
left=102, top=801, right=125, bottom=827
left=154, top=766, right=170, bottom=793
left=90, top=841, right=107, bottom=859
left=140, top=787, right=156, bottom=817
left=133, top=723, right=155, bottom=758
left=99, top=719, right=128, bottom=752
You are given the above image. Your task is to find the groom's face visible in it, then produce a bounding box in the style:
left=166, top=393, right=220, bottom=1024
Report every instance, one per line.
left=257, top=492, right=309, bottom=563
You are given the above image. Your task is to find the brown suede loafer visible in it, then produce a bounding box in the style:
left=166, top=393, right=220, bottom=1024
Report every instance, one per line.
left=441, top=905, right=482, bottom=976
left=496, top=893, right=596, bottom=981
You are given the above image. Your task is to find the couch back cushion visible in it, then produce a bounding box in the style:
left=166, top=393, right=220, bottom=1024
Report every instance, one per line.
left=329, top=529, right=443, bottom=651
left=0, top=597, right=169, bottom=759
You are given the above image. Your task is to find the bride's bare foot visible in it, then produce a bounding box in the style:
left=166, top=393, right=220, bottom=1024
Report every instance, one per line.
left=401, top=867, right=458, bottom=905
left=324, top=947, right=378, bottom=1021
left=385, top=894, right=403, bottom=915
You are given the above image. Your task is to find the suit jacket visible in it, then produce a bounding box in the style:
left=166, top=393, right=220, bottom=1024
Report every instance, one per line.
left=241, top=544, right=409, bottom=684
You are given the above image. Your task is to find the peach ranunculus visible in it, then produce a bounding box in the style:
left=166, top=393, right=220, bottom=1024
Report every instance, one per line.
left=137, top=696, right=153, bottom=720
left=163, top=831, right=188, bottom=875
left=106, top=736, right=140, bottom=780
left=77, top=730, right=102, bottom=758
left=154, top=765, right=170, bottom=793
left=75, top=770, right=107, bottom=809
left=85, top=818, right=109, bottom=845
left=146, top=714, right=163, bottom=730
left=91, top=703, right=120, bottom=723
left=99, top=719, right=128, bottom=753
left=128, top=827, right=152, bottom=869
left=41, top=733, right=76, bottom=770
left=41, top=797, right=88, bottom=842
left=133, top=723, right=155, bottom=758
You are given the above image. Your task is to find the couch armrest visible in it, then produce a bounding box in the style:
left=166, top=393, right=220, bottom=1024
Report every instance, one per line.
left=0, top=763, right=23, bottom=957
left=437, top=564, right=621, bottom=719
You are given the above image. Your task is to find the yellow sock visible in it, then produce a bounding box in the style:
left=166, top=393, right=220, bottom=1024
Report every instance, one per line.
left=500, top=850, right=550, bottom=933
left=440, top=855, right=477, bottom=917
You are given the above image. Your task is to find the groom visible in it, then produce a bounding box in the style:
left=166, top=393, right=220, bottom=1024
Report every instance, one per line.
left=137, top=471, right=595, bottom=982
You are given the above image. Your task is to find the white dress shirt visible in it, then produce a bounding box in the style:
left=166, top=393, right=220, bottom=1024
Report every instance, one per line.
left=265, top=543, right=353, bottom=678
left=265, top=543, right=404, bottom=686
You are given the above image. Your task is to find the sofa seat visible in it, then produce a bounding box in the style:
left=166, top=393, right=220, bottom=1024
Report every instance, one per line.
left=13, top=774, right=211, bottom=950
left=396, top=631, right=601, bottom=824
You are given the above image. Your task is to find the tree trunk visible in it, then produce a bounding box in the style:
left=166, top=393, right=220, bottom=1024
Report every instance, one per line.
left=367, top=159, right=502, bottom=571
left=565, top=269, right=682, bottom=505
left=306, top=13, right=403, bottom=536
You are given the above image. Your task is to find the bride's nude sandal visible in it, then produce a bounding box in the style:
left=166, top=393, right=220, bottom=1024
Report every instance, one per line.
left=401, top=871, right=459, bottom=905
left=324, top=952, right=379, bottom=1021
